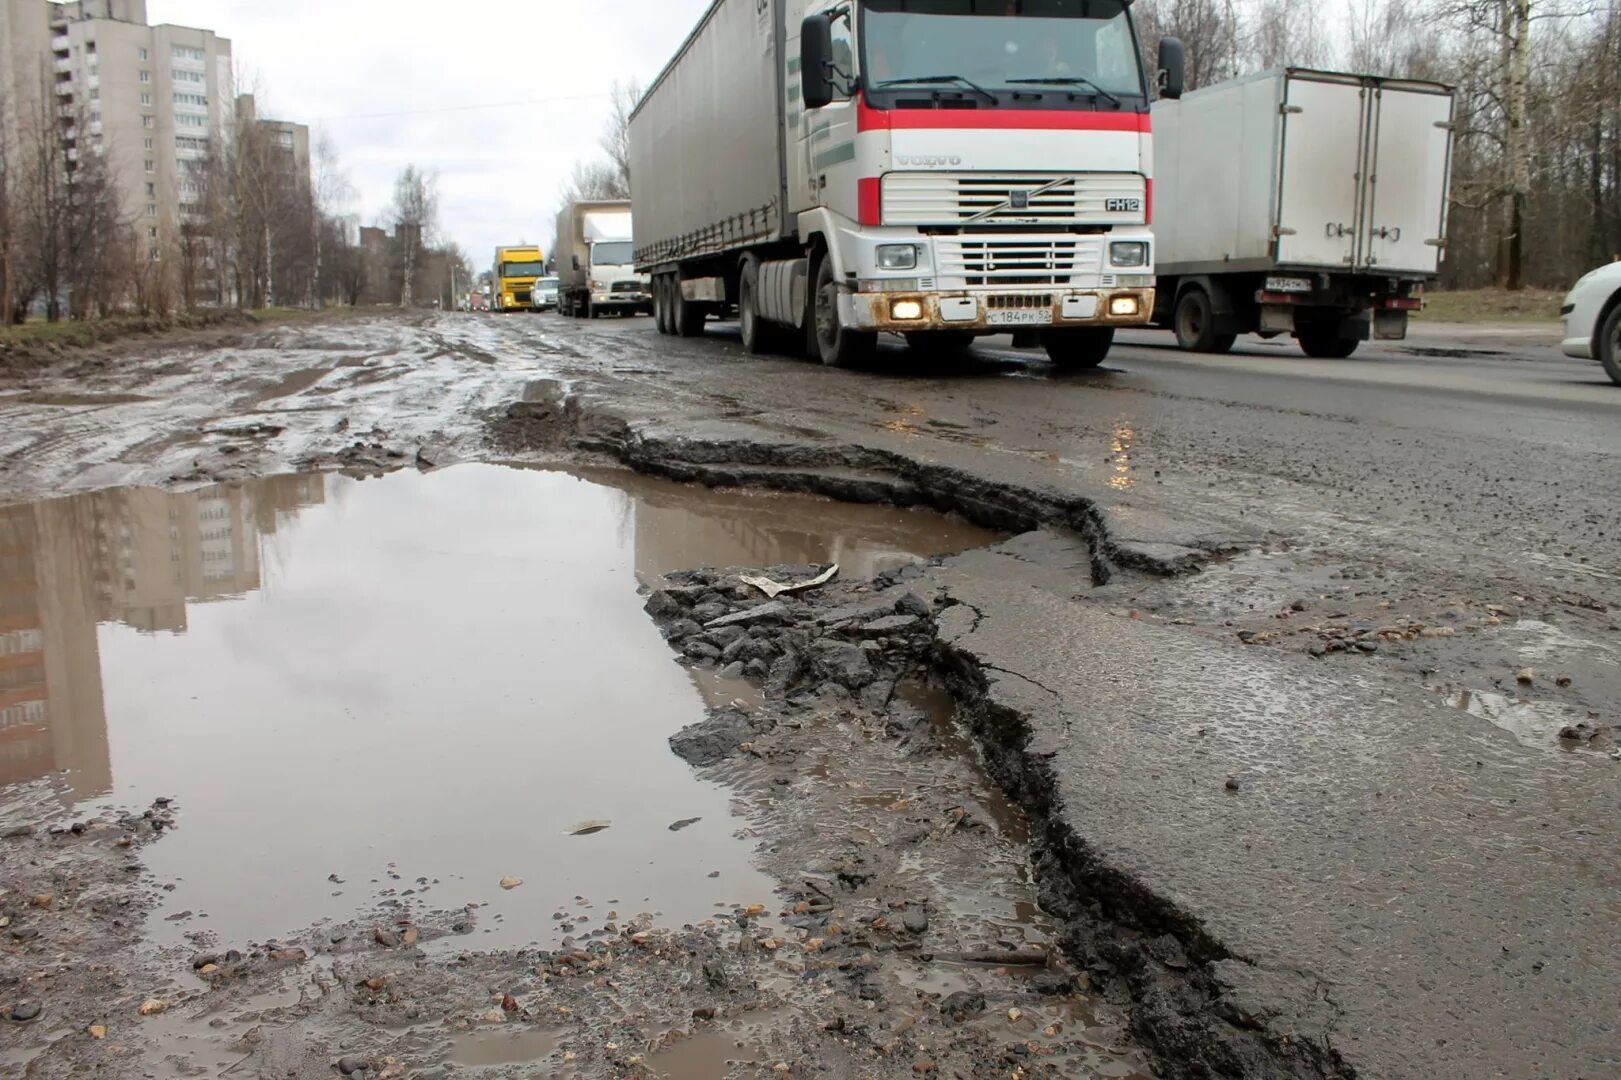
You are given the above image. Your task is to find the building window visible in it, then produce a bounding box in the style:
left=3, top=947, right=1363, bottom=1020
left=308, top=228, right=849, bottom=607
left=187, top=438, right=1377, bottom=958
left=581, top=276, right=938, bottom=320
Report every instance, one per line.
left=177, top=114, right=207, bottom=128
left=139, top=70, right=150, bottom=83
left=140, top=92, right=151, bottom=105
left=142, top=115, right=154, bottom=128
left=277, top=131, right=294, bottom=149
left=143, top=136, right=153, bottom=150
left=90, top=87, right=99, bottom=99
left=148, top=226, right=158, bottom=239
left=147, top=204, right=157, bottom=217
left=138, top=47, right=148, bottom=61
left=144, top=159, right=154, bottom=172
left=146, top=182, right=155, bottom=196
left=173, top=46, right=205, bottom=61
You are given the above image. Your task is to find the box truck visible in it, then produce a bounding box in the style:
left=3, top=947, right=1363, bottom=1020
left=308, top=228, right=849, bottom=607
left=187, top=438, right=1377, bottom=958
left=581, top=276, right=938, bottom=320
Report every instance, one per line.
left=1151, top=68, right=1455, bottom=358
left=629, top=0, right=1184, bottom=368
left=554, top=200, right=652, bottom=318
left=492, top=246, right=546, bottom=313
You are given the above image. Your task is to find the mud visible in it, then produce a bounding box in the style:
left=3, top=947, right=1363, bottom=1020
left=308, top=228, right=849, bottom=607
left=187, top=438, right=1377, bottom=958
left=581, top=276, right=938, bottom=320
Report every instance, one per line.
left=2, top=462, right=1155, bottom=1078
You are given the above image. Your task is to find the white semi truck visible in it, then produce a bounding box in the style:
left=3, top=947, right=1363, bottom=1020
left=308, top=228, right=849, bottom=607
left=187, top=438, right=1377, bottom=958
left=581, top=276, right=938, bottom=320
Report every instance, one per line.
left=553, top=200, right=653, bottom=318
left=629, top=0, right=1184, bottom=369
left=1151, top=68, right=1455, bottom=357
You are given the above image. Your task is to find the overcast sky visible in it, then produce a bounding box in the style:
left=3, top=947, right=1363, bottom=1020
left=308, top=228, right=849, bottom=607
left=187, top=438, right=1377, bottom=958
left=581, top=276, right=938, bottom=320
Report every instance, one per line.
left=148, top=0, right=710, bottom=268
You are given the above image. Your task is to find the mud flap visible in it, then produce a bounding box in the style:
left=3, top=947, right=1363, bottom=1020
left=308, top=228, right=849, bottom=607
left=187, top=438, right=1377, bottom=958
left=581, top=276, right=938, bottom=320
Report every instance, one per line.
left=1374, top=309, right=1409, bottom=341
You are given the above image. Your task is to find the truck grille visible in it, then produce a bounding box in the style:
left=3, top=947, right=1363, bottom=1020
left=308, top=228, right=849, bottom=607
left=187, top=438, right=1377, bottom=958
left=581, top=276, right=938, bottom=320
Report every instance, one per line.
left=983, top=293, right=1055, bottom=310
left=611, top=280, right=643, bottom=293
left=936, top=238, right=1098, bottom=286
left=883, top=173, right=1146, bottom=226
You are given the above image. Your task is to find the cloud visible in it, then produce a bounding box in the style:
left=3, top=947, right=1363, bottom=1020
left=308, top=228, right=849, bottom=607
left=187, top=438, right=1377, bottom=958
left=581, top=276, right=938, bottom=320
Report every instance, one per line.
left=148, top=0, right=711, bottom=266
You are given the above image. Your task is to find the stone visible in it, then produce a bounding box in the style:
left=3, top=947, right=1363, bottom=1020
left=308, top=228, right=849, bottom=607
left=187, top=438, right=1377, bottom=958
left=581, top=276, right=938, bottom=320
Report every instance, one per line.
left=1030, top=973, right=1075, bottom=996
left=857, top=615, right=922, bottom=638
left=669, top=708, right=775, bottom=767
left=269, top=947, right=308, bottom=963
left=8, top=1002, right=42, bottom=1022
left=663, top=619, right=705, bottom=642
left=191, top=952, right=220, bottom=970
left=138, top=999, right=169, bottom=1016
left=811, top=639, right=875, bottom=689
left=373, top=927, right=401, bottom=948
left=705, top=601, right=791, bottom=630
left=901, top=907, right=929, bottom=935
left=644, top=591, right=688, bottom=620
left=683, top=640, right=723, bottom=662
left=668, top=818, right=702, bottom=832
left=88, top=1023, right=107, bottom=1039
left=1516, top=668, right=1536, bottom=685
left=337, top=1054, right=370, bottom=1075
left=716, top=661, right=747, bottom=680
left=896, top=592, right=932, bottom=618
left=500, top=876, right=524, bottom=890
left=691, top=602, right=730, bottom=623
left=1225, top=777, right=1241, bottom=791
left=9, top=927, right=39, bottom=941
left=744, top=658, right=770, bottom=680
left=1290, top=599, right=1310, bottom=612
left=940, top=991, right=986, bottom=1022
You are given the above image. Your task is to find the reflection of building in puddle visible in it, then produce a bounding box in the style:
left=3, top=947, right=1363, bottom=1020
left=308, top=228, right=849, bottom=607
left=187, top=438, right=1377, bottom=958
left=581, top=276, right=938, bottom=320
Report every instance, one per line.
left=0, top=475, right=325, bottom=801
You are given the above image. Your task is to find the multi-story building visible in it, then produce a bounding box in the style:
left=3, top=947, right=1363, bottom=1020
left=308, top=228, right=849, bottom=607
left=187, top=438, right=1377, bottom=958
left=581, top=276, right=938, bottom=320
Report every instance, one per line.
left=0, top=0, right=232, bottom=261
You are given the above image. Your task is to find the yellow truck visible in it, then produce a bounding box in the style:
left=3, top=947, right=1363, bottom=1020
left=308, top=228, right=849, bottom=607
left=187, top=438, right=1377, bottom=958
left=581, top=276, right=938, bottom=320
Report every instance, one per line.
left=491, top=246, right=545, bottom=313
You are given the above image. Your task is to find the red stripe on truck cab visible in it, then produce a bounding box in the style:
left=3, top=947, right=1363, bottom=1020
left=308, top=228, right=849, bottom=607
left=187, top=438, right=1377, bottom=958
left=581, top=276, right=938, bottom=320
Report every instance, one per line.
left=858, top=178, right=882, bottom=226
left=857, top=96, right=1150, bottom=133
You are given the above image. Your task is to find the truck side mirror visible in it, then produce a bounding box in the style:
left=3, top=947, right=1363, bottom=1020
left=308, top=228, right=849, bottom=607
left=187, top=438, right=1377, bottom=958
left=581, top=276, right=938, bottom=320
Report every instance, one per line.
left=801, top=13, right=836, bottom=110
left=571, top=254, right=580, bottom=271
left=1158, top=37, right=1186, bottom=100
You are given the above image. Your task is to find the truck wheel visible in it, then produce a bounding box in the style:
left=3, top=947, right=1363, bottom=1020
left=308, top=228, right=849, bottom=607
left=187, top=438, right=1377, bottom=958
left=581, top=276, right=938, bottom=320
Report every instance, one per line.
left=739, top=259, right=787, bottom=354
left=1174, top=288, right=1235, bottom=353
left=1298, top=329, right=1359, bottom=359
left=673, top=282, right=707, bottom=338
left=813, top=256, right=876, bottom=368
left=1043, top=328, right=1115, bottom=370
left=905, top=331, right=975, bottom=357
left=1599, top=302, right=1621, bottom=387
left=653, top=278, right=670, bottom=334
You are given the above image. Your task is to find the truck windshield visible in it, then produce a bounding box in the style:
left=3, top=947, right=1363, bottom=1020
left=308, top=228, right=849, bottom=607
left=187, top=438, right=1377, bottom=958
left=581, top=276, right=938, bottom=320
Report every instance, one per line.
left=501, top=261, right=544, bottom=277
left=591, top=242, right=634, bottom=266
left=861, top=0, right=1144, bottom=101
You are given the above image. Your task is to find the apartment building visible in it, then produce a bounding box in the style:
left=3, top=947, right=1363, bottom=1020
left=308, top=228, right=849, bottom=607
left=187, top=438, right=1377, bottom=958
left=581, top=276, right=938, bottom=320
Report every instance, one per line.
left=1, top=0, right=232, bottom=259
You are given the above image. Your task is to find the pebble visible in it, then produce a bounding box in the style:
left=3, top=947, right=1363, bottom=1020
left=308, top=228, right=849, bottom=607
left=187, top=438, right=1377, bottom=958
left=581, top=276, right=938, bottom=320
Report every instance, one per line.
left=940, top=990, right=985, bottom=1021
left=1517, top=668, right=1536, bottom=684
left=336, top=1054, right=369, bottom=1075
left=88, top=1023, right=107, bottom=1039
left=499, top=876, right=523, bottom=890
left=373, top=928, right=401, bottom=948
left=10, top=927, right=40, bottom=941
left=901, top=908, right=929, bottom=935
left=138, top=999, right=169, bottom=1016
left=8, top=1002, right=42, bottom=1022
left=1225, top=777, right=1241, bottom=791
left=668, top=818, right=702, bottom=832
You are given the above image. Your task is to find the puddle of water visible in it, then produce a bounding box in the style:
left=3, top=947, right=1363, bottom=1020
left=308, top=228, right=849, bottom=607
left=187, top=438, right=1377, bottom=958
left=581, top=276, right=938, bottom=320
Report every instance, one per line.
left=648, top=1026, right=767, bottom=1077
left=1445, top=687, right=1607, bottom=750
left=0, top=465, right=996, bottom=951
left=450, top=1026, right=561, bottom=1067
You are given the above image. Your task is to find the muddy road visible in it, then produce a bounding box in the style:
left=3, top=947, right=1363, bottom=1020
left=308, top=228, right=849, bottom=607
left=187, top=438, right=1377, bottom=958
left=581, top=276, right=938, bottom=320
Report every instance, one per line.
left=1, top=310, right=1617, bottom=1079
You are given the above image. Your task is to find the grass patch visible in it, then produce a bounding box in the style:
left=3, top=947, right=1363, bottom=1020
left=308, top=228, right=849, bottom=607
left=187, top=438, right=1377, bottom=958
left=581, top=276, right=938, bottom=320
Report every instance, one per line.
left=1417, top=288, right=1564, bottom=324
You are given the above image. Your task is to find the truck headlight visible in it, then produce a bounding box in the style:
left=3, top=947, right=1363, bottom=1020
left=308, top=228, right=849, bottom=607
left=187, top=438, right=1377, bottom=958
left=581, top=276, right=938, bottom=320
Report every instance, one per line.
left=890, top=299, right=925, bottom=320
left=1109, top=296, right=1141, bottom=316
left=877, top=244, right=919, bottom=271
left=1109, top=242, right=1149, bottom=268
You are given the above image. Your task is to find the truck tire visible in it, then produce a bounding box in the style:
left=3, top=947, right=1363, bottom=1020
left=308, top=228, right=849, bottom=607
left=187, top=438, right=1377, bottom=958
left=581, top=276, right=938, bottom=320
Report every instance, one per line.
left=1298, top=329, right=1359, bottom=359
left=1043, top=328, right=1115, bottom=370
left=739, top=259, right=789, bottom=355
left=1599, top=302, right=1621, bottom=387
left=905, top=331, right=975, bottom=357
left=673, top=283, right=707, bottom=338
left=653, top=277, right=670, bottom=334
left=812, top=255, right=876, bottom=368
left=1174, top=288, right=1236, bottom=353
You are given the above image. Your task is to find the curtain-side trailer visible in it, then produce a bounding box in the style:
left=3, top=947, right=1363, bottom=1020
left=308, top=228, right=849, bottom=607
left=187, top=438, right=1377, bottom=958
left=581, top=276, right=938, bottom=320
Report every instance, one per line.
left=629, top=0, right=1185, bottom=369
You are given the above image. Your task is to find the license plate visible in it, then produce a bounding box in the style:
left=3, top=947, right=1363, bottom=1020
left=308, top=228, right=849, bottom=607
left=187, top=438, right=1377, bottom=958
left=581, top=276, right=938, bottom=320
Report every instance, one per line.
left=986, top=309, right=1053, bottom=327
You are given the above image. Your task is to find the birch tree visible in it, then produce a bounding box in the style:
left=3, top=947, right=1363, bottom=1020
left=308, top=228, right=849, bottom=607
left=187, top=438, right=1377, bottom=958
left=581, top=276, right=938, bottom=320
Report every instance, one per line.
left=390, top=165, right=438, bottom=307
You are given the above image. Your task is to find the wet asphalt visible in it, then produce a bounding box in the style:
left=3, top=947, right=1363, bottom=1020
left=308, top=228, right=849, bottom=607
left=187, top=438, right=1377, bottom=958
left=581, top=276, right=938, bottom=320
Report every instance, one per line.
left=481, top=310, right=1621, bottom=1078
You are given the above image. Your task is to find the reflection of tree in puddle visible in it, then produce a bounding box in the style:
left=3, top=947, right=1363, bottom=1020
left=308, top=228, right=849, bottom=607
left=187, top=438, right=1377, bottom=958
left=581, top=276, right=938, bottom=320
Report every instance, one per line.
left=0, top=475, right=326, bottom=804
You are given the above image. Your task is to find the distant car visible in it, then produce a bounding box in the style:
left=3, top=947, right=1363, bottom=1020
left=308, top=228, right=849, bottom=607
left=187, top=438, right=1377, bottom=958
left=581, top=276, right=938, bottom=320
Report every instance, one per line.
left=531, top=276, right=560, bottom=312
left=1562, top=262, right=1621, bottom=385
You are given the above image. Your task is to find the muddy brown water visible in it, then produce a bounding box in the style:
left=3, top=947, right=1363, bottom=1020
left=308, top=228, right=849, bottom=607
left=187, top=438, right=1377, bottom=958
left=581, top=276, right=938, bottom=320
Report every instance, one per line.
left=0, top=464, right=1000, bottom=954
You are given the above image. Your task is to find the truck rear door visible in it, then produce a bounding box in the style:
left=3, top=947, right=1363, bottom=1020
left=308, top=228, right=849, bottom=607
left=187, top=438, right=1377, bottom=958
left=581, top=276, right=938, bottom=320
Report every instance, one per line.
left=1275, top=73, right=1367, bottom=269
left=1361, top=83, right=1453, bottom=275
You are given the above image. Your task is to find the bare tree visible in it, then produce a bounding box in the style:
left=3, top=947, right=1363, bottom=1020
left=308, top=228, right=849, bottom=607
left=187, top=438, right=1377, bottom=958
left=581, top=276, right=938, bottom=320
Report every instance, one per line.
left=1135, top=0, right=1243, bottom=90
left=390, top=165, right=438, bottom=307
left=601, top=81, right=641, bottom=196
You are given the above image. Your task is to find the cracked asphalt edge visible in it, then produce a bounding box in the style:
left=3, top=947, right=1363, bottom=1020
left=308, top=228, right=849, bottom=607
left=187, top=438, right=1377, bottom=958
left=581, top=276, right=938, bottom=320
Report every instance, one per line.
left=488, top=378, right=1356, bottom=1080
